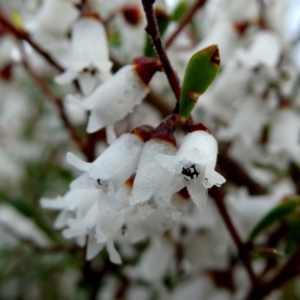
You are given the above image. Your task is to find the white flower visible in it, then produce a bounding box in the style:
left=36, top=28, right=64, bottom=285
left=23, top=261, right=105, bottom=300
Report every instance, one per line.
left=41, top=186, right=129, bottom=263
left=268, top=107, right=300, bottom=166
left=67, top=127, right=152, bottom=208
left=67, top=64, right=153, bottom=143
left=0, top=35, right=18, bottom=67
left=227, top=179, right=295, bottom=239
left=40, top=188, right=100, bottom=228
left=193, top=57, right=252, bottom=126
left=157, top=130, right=226, bottom=210
left=217, top=96, right=271, bottom=144
left=133, top=237, right=174, bottom=282
left=130, top=120, right=177, bottom=206
left=187, top=18, right=239, bottom=64
left=235, top=31, right=281, bottom=69
left=55, top=16, right=112, bottom=95
left=27, top=0, right=79, bottom=36
left=0, top=204, right=51, bottom=248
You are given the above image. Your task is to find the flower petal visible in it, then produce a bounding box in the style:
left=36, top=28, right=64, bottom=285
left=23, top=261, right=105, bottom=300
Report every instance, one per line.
left=187, top=179, right=208, bottom=211
left=66, top=152, right=90, bottom=172
left=86, top=233, right=104, bottom=261
left=107, top=238, right=122, bottom=264
left=204, top=168, right=226, bottom=188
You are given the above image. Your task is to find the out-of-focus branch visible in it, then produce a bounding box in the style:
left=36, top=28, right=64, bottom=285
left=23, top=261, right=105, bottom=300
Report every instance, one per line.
left=217, top=152, right=268, bottom=195
left=20, top=53, right=90, bottom=161
left=0, top=11, right=64, bottom=72
left=141, top=0, right=181, bottom=102
left=256, top=0, right=267, bottom=29
left=209, top=186, right=258, bottom=286
left=165, top=0, right=207, bottom=49
left=246, top=247, right=300, bottom=300
left=146, top=91, right=173, bottom=116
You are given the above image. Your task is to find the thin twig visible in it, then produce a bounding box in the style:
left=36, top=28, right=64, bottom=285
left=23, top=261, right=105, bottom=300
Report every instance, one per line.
left=209, top=186, right=258, bottom=286
left=217, top=152, right=267, bottom=195
left=246, top=247, right=300, bottom=300
left=20, top=52, right=89, bottom=160
left=165, top=0, right=207, bottom=49
left=141, top=0, right=181, bottom=101
left=0, top=11, right=64, bottom=72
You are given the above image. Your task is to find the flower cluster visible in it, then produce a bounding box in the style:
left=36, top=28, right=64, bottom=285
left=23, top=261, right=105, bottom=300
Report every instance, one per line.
left=41, top=120, right=225, bottom=261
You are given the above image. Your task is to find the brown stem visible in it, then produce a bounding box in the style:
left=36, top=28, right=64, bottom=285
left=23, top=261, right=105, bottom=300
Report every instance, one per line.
left=0, top=11, right=64, bottom=72
left=256, top=0, right=269, bottom=29
left=165, top=0, right=207, bottom=49
left=217, top=152, right=267, bottom=195
left=141, top=0, right=181, bottom=102
left=246, top=248, right=300, bottom=300
left=209, top=186, right=258, bottom=286
left=20, top=53, right=90, bottom=160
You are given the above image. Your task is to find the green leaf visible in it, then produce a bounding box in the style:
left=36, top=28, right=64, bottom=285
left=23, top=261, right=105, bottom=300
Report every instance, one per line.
left=144, top=9, right=170, bottom=57
left=179, top=45, right=220, bottom=120
left=249, top=197, right=300, bottom=241
left=172, top=1, right=189, bottom=21
left=284, top=216, right=300, bottom=255
left=251, top=247, right=285, bottom=258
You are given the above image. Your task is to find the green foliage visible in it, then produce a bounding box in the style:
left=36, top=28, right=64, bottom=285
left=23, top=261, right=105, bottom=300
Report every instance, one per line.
left=284, top=216, right=300, bottom=255
left=0, top=247, right=81, bottom=300
left=179, top=45, right=221, bottom=120
left=249, top=197, right=300, bottom=241
left=172, top=1, right=189, bottom=21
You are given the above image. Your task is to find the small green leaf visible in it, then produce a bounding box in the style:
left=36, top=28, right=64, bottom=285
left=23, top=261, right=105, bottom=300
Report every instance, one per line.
left=251, top=247, right=285, bottom=258
left=172, top=1, right=189, bottom=21
left=249, top=197, right=300, bottom=241
left=284, top=216, right=300, bottom=254
left=179, top=45, right=220, bottom=120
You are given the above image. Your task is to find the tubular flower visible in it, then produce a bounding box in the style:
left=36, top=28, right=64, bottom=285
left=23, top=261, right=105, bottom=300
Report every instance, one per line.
left=28, top=0, right=79, bottom=36
left=41, top=187, right=131, bottom=263
left=55, top=15, right=112, bottom=95
left=130, top=118, right=177, bottom=207
left=157, top=129, right=226, bottom=210
left=67, top=126, right=153, bottom=209
left=67, top=58, right=161, bottom=143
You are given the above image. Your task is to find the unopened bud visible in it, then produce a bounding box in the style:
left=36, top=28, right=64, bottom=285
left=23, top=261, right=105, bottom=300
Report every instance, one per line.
left=121, top=4, right=142, bottom=26
left=133, top=57, right=162, bottom=86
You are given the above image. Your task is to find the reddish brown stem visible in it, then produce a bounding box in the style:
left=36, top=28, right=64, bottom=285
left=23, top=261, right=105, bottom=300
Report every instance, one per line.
left=21, top=55, right=91, bottom=161
left=217, top=152, right=267, bottom=195
left=141, top=0, right=181, bottom=101
left=246, top=248, right=300, bottom=300
left=0, top=11, right=64, bottom=72
left=209, top=186, right=258, bottom=286
left=165, top=0, right=207, bottom=49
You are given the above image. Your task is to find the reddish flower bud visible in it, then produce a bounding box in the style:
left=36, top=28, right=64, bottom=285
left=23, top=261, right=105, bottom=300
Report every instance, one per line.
left=121, top=4, right=142, bottom=26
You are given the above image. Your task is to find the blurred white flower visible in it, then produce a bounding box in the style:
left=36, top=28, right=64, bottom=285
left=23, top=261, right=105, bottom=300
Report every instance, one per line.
left=188, top=18, right=239, bottom=64
left=0, top=204, right=51, bottom=248
left=133, top=237, right=174, bottom=282
left=268, top=107, right=300, bottom=166
left=55, top=15, right=112, bottom=95
left=235, top=31, right=281, bottom=69
left=217, top=96, right=271, bottom=144
left=27, top=0, right=79, bottom=36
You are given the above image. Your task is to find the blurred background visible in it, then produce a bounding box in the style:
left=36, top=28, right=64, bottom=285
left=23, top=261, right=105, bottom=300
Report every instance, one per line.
left=1, top=0, right=300, bottom=300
